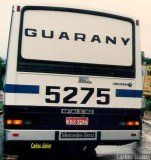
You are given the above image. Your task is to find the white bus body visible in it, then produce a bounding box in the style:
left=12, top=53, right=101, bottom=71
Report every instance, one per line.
left=4, top=3, right=142, bottom=157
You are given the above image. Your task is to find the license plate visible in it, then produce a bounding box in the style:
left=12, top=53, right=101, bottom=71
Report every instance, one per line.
left=66, top=117, right=89, bottom=125
left=60, top=132, right=96, bottom=140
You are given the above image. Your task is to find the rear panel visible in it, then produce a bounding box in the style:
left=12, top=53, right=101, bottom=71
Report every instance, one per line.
left=4, top=5, right=142, bottom=144
left=6, top=73, right=137, bottom=108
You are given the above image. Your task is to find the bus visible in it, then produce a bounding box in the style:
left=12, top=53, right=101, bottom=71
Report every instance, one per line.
left=4, top=3, right=142, bottom=159
left=143, top=65, right=151, bottom=97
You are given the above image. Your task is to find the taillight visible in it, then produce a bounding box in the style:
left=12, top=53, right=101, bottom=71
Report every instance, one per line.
left=6, top=119, right=13, bottom=125
left=134, top=121, right=140, bottom=126
left=17, top=6, right=21, bottom=12
left=13, top=120, right=23, bottom=125
left=127, top=121, right=134, bottom=126
left=127, top=121, right=140, bottom=126
left=119, top=121, right=140, bottom=126
left=6, top=119, right=32, bottom=125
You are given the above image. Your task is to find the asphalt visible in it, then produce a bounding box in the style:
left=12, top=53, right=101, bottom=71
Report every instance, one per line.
left=143, top=111, right=151, bottom=127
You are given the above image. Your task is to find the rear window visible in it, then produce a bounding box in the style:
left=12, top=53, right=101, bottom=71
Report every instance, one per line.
left=18, top=6, right=135, bottom=78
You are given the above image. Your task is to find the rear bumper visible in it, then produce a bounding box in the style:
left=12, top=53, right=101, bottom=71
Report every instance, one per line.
left=5, top=129, right=141, bottom=144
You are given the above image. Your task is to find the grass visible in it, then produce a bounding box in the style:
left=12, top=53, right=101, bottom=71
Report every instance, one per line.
left=145, top=99, right=151, bottom=111
left=0, top=101, right=3, bottom=111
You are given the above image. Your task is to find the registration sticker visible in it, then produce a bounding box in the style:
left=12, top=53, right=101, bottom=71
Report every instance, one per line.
left=66, top=117, right=89, bottom=125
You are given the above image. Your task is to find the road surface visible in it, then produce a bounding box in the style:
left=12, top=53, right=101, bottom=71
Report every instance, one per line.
left=96, top=124, right=151, bottom=160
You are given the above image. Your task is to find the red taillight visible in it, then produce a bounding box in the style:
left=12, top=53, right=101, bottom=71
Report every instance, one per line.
left=136, top=20, right=139, bottom=26
left=17, top=6, right=21, bottom=12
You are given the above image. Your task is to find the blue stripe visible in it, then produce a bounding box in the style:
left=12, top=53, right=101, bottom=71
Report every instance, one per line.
left=116, top=89, right=143, bottom=98
left=4, top=84, right=40, bottom=94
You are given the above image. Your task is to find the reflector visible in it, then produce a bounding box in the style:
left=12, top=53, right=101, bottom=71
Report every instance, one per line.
left=12, top=133, right=19, bottom=137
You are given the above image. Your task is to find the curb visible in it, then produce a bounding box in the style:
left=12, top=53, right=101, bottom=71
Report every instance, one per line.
left=143, top=119, right=151, bottom=127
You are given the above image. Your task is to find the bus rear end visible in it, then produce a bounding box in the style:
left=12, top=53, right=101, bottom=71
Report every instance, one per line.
left=4, top=4, right=142, bottom=158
